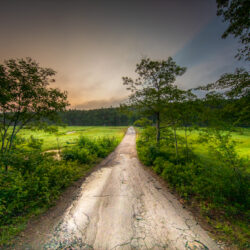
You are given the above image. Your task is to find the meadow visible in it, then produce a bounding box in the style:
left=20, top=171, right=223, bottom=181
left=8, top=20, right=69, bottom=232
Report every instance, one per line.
left=136, top=127, right=250, bottom=160
left=177, top=128, right=250, bottom=160
left=18, top=126, right=127, bottom=151
left=18, top=126, right=250, bottom=160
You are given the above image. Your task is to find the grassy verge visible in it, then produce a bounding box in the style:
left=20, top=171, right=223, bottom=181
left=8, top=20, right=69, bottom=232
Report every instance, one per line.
left=0, top=127, right=126, bottom=246
left=136, top=127, right=250, bottom=249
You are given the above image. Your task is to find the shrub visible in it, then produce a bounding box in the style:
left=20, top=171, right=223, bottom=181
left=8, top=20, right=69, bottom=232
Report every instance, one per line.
left=78, top=136, right=99, bottom=155
left=137, top=127, right=250, bottom=215
left=153, top=157, right=166, bottom=175
left=62, top=136, right=118, bottom=164
left=62, top=147, right=94, bottom=164
left=0, top=134, right=120, bottom=245
left=96, top=137, right=118, bottom=157
left=27, top=136, right=43, bottom=150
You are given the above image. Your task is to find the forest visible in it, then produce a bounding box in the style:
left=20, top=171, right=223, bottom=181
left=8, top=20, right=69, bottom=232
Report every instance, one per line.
left=58, top=108, right=140, bottom=126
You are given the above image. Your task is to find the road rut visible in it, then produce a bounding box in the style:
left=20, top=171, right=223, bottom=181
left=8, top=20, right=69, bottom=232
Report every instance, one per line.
left=21, top=127, right=219, bottom=249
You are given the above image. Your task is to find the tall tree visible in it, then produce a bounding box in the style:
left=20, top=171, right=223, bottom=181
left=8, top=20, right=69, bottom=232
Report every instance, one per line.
left=216, top=0, right=250, bottom=61
left=162, top=87, right=186, bottom=161
left=0, top=57, right=69, bottom=164
left=196, top=68, right=250, bottom=126
left=175, top=90, right=197, bottom=161
left=123, top=57, right=186, bottom=143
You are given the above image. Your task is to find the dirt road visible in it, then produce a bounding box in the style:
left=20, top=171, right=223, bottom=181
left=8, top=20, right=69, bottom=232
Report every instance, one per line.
left=18, top=127, right=219, bottom=249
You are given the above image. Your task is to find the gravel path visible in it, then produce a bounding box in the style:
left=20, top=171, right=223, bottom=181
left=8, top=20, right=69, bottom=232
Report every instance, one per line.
left=17, top=127, right=219, bottom=249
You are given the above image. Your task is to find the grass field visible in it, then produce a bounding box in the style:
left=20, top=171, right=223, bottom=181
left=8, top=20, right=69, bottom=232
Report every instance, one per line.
left=177, top=128, right=250, bottom=160
left=18, top=126, right=250, bottom=157
left=136, top=126, right=249, bottom=171
left=18, top=126, right=127, bottom=151
left=136, top=127, right=250, bottom=160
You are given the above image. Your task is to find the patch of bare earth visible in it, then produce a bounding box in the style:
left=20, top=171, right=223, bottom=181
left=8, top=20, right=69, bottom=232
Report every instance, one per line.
left=66, top=131, right=76, bottom=135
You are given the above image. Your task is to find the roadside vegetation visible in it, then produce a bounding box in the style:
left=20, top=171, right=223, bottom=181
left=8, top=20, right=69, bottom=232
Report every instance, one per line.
left=136, top=126, right=249, bottom=248
left=0, top=133, right=121, bottom=245
left=123, top=56, right=249, bottom=248
left=0, top=58, right=125, bottom=245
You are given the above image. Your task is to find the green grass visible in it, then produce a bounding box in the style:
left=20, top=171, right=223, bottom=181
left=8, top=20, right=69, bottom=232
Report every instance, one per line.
left=18, top=126, right=127, bottom=151
left=177, top=127, right=250, bottom=160
left=136, top=126, right=250, bottom=163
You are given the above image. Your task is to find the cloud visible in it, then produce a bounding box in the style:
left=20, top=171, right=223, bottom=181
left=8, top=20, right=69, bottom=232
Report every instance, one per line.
left=176, top=44, right=246, bottom=90
left=72, top=96, right=128, bottom=110
left=173, top=16, right=248, bottom=90
left=0, top=0, right=216, bottom=109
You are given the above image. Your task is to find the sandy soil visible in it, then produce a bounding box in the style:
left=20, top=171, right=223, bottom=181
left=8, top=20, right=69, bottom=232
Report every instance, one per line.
left=45, top=150, right=61, bottom=160
left=12, top=127, right=219, bottom=249
left=66, top=131, right=76, bottom=135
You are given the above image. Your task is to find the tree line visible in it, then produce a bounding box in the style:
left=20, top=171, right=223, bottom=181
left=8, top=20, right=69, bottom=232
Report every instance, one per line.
left=57, top=108, right=141, bottom=126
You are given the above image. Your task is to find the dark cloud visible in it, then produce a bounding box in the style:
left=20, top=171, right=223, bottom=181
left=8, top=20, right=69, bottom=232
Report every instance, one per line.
left=0, top=0, right=246, bottom=109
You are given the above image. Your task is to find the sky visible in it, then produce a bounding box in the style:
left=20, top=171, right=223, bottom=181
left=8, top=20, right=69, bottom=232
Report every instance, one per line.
left=0, top=0, right=247, bottom=109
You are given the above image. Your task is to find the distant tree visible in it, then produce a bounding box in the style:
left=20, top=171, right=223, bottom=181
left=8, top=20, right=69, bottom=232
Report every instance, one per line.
left=59, top=107, right=139, bottom=126
left=216, top=0, right=250, bottom=61
left=0, top=57, right=69, bottom=165
left=123, top=57, right=186, bottom=143
left=134, top=117, right=152, bottom=128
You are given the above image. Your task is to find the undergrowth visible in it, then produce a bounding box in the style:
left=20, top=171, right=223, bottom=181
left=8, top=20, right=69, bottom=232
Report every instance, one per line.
left=0, top=135, right=119, bottom=246
left=136, top=126, right=250, bottom=249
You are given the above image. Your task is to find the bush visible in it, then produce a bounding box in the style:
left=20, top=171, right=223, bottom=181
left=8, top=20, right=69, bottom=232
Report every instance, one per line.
left=62, top=147, right=94, bottom=164
left=137, top=142, right=159, bottom=166
left=0, top=134, right=119, bottom=244
left=78, top=136, right=99, bottom=154
left=62, top=136, right=118, bottom=164
left=96, top=137, right=118, bottom=157
left=153, top=157, right=166, bottom=174
left=0, top=152, right=86, bottom=226
left=137, top=128, right=250, bottom=215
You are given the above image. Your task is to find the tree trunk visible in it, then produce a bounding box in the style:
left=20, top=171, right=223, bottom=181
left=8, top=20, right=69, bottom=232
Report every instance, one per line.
left=1, top=132, right=6, bottom=153
left=174, top=128, right=179, bottom=163
left=156, top=112, right=160, bottom=144
left=185, top=126, right=188, bottom=161
left=1, top=111, right=7, bottom=153
left=8, top=123, right=17, bottom=151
